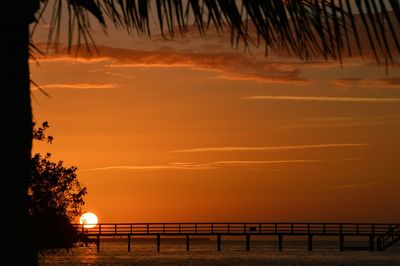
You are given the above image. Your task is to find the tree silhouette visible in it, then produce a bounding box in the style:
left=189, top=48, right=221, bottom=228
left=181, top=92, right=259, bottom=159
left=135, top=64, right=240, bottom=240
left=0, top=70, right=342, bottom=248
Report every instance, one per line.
left=30, top=153, right=86, bottom=221
left=29, top=122, right=86, bottom=251
left=2, top=1, right=400, bottom=265
left=31, top=122, right=86, bottom=219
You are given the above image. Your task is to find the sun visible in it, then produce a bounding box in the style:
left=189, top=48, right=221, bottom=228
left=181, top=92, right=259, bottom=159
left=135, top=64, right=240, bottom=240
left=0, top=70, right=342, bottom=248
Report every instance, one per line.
left=80, top=212, right=99, bottom=228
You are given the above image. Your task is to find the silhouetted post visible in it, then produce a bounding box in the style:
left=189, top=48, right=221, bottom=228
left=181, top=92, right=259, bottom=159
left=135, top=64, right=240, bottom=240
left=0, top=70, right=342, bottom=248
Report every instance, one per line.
left=186, top=234, right=190, bottom=251
left=246, top=234, right=251, bottom=251
left=308, top=234, right=313, bottom=251
left=128, top=235, right=131, bottom=252
left=84, top=229, right=88, bottom=247
left=370, top=224, right=375, bottom=252
left=278, top=234, right=283, bottom=251
left=96, top=235, right=100, bottom=252
left=369, top=235, right=375, bottom=252
left=217, top=234, right=221, bottom=251
left=377, top=237, right=382, bottom=250
left=157, top=234, right=161, bottom=252
left=339, top=234, right=344, bottom=251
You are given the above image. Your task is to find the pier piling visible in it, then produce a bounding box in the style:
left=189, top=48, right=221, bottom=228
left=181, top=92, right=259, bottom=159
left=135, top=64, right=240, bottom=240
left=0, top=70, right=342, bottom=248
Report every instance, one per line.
left=157, top=234, right=160, bottom=252
left=96, top=235, right=100, bottom=252
left=278, top=234, right=283, bottom=251
left=369, top=235, right=375, bottom=252
left=217, top=234, right=221, bottom=251
left=339, top=234, right=344, bottom=251
left=308, top=234, right=313, bottom=251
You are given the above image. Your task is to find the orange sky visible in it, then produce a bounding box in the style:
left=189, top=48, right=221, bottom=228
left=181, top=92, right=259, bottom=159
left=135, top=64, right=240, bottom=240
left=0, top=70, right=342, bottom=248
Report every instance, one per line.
left=30, top=23, right=400, bottom=223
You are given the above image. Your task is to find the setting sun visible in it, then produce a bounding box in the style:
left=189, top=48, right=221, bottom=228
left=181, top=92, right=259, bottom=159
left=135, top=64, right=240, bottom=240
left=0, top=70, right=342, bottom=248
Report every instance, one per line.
left=79, top=212, right=99, bottom=228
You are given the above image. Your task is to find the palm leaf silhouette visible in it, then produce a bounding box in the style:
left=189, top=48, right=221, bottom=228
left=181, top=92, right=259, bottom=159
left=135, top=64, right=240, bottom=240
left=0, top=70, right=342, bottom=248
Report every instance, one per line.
left=34, top=0, right=400, bottom=63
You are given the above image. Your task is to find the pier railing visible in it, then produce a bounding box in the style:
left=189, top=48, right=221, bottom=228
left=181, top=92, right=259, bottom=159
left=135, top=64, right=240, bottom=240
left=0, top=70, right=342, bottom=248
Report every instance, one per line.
left=377, top=224, right=400, bottom=250
left=73, top=222, right=400, bottom=252
left=74, top=222, right=399, bottom=236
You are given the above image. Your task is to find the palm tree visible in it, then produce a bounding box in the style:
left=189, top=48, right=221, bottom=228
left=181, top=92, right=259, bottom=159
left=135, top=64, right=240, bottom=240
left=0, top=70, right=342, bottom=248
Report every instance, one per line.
left=2, top=1, right=399, bottom=264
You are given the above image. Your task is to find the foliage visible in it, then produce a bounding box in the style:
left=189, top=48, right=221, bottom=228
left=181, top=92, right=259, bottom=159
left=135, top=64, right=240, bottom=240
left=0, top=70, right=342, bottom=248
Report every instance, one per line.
left=31, top=212, right=79, bottom=250
left=32, top=121, right=53, bottom=143
left=30, top=122, right=87, bottom=220
left=29, top=153, right=87, bottom=220
left=29, top=122, right=86, bottom=249
left=32, top=1, right=400, bottom=63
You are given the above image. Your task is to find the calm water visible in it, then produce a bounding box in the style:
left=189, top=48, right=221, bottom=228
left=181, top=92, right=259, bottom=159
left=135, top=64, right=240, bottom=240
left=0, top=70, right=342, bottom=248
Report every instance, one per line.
left=39, top=237, right=400, bottom=265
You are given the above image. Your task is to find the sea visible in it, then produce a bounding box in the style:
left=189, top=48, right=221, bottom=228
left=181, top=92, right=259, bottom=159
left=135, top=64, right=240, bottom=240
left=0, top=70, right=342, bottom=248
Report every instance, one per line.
left=38, top=236, right=400, bottom=265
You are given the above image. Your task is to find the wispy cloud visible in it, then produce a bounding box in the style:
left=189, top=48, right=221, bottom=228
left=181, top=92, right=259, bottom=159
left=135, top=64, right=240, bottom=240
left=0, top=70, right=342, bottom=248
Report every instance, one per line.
left=274, top=115, right=400, bottom=130
left=335, top=78, right=364, bottom=85
left=106, top=51, right=307, bottom=83
left=85, top=162, right=216, bottom=171
left=38, top=46, right=308, bottom=84
left=214, top=158, right=360, bottom=166
left=335, top=78, right=400, bottom=88
left=243, top=96, right=400, bottom=103
left=37, top=83, right=120, bottom=90
left=276, top=121, right=397, bottom=130
left=32, top=56, right=109, bottom=64
left=329, top=183, right=378, bottom=189
left=169, top=143, right=370, bottom=153
left=379, top=78, right=400, bottom=87
left=214, top=159, right=321, bottom=165
left=85, top=158, right=359, bottom=171
left=211, top=73, right=310, bottom=84
left=300, top=115, right=399, bottom=122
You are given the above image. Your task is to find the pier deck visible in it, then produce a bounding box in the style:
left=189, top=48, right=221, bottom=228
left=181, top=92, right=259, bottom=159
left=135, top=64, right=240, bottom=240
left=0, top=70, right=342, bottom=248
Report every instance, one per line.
left=74, top=222, right=400, bottom=252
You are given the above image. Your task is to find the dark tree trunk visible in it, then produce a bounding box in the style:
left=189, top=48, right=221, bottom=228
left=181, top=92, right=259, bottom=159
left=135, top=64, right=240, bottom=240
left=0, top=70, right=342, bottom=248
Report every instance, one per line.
left=1, top=2, right=39, bottom=265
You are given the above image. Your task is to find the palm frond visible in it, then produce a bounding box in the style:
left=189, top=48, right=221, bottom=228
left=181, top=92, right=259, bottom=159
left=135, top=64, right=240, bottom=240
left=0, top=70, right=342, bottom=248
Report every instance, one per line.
left=32, top=0, right=400, bottom=62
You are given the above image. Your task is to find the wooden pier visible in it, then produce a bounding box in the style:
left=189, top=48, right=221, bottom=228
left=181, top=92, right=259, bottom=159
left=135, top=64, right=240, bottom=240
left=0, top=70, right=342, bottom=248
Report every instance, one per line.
left=75, top=222, right=400, bottom=252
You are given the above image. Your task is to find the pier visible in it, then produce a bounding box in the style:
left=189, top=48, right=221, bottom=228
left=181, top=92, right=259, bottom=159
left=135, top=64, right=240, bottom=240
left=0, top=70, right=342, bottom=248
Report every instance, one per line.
left=75, top=222, right=400, bottom=252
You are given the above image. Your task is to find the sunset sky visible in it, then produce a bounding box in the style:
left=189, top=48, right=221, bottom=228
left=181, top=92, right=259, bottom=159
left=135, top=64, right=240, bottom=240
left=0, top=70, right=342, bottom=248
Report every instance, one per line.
left=30, top=17, right=400, bottom=223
